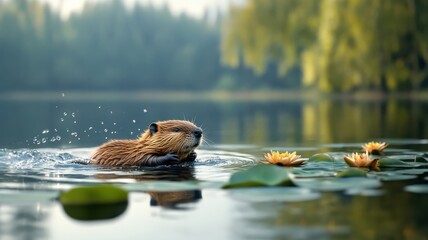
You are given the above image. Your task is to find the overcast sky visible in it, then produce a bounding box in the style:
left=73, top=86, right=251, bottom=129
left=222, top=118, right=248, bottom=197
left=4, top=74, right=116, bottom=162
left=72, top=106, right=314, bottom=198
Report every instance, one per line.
left=38, top=0, right=243, bottom=19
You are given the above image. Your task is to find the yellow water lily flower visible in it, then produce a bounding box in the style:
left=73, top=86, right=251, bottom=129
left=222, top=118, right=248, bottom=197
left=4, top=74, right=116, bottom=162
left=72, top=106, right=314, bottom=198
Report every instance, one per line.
left=263, top=150, right=305, bottom=166
left=362, top=141, right=388, bottom=155
left=344, top=152, right=379, bottom=171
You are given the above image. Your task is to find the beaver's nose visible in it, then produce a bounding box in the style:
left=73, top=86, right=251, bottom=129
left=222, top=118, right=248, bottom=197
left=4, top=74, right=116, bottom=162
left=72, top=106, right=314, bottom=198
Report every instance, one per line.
left=193, top=129, right=203, bottom=138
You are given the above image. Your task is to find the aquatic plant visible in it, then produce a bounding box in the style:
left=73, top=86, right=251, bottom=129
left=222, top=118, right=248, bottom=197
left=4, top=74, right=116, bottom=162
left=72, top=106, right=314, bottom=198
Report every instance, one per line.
left=344, top=152, right=379, bottom=171
left=263, top=150, right=305, bottom=166
left=362, top=141, right=388, bottom=155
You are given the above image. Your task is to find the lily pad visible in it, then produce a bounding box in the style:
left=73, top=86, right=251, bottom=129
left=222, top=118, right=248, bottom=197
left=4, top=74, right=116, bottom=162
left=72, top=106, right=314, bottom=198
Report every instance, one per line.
left=377, top=158, right=419, bottom=168
left=308, top=153, right=335, bottom=162
left=404, top=184, right=428, bottom=194
left=222, top=164, right=294, bottom=189
left=393, top=169, right=428, bottom=175
left=60, top=185, right=128, bottom=205
left=62, top=202, right=128, bottom=221
left=294, top=178, right=381, bottom=192
left=336, top=168, right=368, bottom=178
left=228, top=187, right=320, bottom=202
left=369, top=173, right=417, bottom=181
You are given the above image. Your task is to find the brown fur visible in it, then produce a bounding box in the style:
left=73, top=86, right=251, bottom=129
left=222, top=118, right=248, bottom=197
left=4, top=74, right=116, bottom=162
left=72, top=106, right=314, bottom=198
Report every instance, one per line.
left=91, top=120, right=202, bottom=166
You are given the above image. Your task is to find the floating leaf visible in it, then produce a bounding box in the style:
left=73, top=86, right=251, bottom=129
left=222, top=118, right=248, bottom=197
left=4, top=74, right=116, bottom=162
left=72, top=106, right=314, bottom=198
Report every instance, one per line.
left=308, top=153, right=335, bottom=162
left=336, top=168, right=368, bottom=178
left=60, top=185, right=128, bottom=205
left=222, top=165, right=294, bottom=189
left=294, top=178, right=381, bottom=191
left=393, top=169, right=428, bottom=175
left=62, top=202, right=128, bottom=221
left=404, top=184, right=428, bottom=194
left=228, top=187, right=320, bottom=202
left=378, top=158, right=420, bottom=168
left=383, top=155, right=418, bottom=162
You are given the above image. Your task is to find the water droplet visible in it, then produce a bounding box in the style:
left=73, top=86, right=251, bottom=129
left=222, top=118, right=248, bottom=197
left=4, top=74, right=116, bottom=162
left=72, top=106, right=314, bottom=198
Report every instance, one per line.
left=50, top=137, right=56, bottom=142
left=132, top=120, right=136, bottom=123
left=101, top=121, right=104, bottom=125
left=143, top=109, right=147, bottom=113
left=84, top=130, right=87, bottom=133
left=62, top=93, right=65, bottom=97
left=42, top=138, right=47, bottom=143
left=73, top=121, right=77, bottom=124
left=71, top=132, right=78, bottom=137
left=78, top=138, right=81, bottom=140
left=138, top=128, right=141, bottom=131
left=60, top=118, right=64, bottom=122
left=56, top=136, right=61, bottom=141
left=113, top=122, right=116, bottom=125
left=110, top=111, right=113, bottom=114
left=42, top=129, right=49, bottom=134
left=104, top=129, right=108, bottom=133
left=98, top=106, right=101, bottom=109
left=105, top=137, right=108, bottom=139
left=63, top=112, right=67, bottom=116
left=71, top=112, right=75, bottom=118
left=54, top=129, right=58, bottom=132
left=88, top=127, right=93, bottom=130
left=130, top=132, right=134, bottom=135
left=69, top=141, right=72, bottom=144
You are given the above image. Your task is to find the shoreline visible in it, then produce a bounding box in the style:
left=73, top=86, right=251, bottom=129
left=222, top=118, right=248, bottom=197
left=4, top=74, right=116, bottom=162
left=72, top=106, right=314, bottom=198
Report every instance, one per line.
left=1, top=90, right=427, bottom=102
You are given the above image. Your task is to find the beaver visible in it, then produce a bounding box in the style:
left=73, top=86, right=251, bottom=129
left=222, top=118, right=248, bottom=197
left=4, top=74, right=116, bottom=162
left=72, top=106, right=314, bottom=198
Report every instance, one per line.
left=91, top=120, right=203, bottom=166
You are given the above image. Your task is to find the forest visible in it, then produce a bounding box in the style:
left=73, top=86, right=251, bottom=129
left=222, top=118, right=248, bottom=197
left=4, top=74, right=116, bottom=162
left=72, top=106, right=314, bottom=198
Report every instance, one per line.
left=222, top=0, right=428, bottom=92
left=0, top=0, right=427, bottom=93
left=0, top=0, right=286, bottom=92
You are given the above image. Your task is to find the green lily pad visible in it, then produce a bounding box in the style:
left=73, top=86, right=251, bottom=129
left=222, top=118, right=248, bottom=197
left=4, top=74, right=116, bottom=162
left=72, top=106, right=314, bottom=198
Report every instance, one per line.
left=60, top=185, right=128, bottom=205
left=62, top=202, right=128, bottom=221
left=228, top=187, right=320, bottom=202
left=383, top=155, right=418, bottom=162
left=393, top=169, right=428, bottom=175
left=222, top=164, right=294, bottom=189
left=294, top=178, right=381, bottom=191
left=369, top=173, right=417, bottom=181
left=308, top=153, right=335, bottom=162
left=404, top=184, right=428, bottom=194
left=291, top=169, right=337, bottom=178
left=378, top=158, right=419, bottom=168
left=336, top=168, right=368, bottom=178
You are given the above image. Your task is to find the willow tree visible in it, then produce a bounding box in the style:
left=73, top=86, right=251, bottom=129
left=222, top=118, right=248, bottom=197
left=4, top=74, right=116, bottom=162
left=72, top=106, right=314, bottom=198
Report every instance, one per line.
left=221, top=0, right=428, bottom=92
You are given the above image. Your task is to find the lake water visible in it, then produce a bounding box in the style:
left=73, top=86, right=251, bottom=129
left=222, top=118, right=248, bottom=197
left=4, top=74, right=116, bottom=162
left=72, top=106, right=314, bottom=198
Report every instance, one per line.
left=1, top=96, right=427, bottom=240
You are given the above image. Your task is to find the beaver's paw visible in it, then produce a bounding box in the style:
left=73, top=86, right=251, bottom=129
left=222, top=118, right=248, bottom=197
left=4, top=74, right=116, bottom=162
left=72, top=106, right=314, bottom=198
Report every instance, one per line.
left=162, top=153, right=180, bottom=165
left=145, top=153, right=180, bottom=166
left=185, top=152, right=197, bottom=162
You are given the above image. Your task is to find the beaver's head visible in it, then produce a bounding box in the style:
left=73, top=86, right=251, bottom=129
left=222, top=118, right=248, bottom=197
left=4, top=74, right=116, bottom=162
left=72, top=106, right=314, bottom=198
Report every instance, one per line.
left=139, top=120, right=203, bottom=158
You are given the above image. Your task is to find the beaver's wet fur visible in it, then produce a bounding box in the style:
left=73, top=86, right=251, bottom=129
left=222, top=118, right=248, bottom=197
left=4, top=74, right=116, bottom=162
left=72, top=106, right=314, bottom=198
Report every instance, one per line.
left=91, top=120, right=203, bottom=166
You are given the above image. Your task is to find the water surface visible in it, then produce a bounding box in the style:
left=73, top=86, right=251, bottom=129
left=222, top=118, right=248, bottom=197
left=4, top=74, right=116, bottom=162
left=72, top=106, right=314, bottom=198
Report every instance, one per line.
left=1, top=97, right=427, bottom=240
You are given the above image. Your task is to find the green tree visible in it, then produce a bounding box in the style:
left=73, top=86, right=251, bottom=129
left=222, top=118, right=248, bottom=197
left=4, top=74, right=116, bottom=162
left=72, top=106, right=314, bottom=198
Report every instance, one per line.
left=221, top=0, right=428, bottom=92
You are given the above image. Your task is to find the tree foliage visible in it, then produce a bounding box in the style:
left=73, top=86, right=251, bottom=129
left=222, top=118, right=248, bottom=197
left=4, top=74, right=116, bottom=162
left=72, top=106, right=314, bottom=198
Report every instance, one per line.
left=0, top=0, right=285, bottom=92
left=221, top=0, right=428, bottom=92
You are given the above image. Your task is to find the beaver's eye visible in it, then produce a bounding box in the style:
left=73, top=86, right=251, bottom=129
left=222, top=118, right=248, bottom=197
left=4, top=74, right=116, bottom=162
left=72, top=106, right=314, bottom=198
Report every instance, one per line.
left=173, top=128, right=180, bottom=132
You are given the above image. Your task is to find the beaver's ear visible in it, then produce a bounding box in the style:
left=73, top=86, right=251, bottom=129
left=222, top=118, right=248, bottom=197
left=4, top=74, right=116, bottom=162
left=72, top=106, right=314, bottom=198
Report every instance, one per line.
left=149, top=123, right=158, bottom=135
